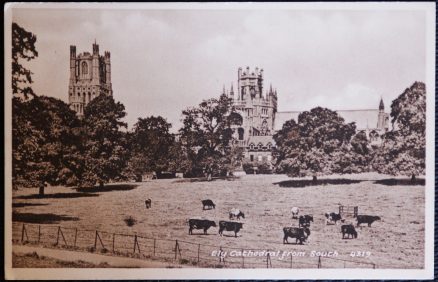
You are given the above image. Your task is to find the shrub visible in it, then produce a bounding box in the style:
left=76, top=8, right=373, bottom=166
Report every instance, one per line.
left=124, top=216, right=137, bottom=227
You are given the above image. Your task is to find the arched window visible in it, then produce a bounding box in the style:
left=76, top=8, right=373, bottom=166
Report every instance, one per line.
left=81, top=61, right=88, bottom=75
left=249, top=143, right=255, bottom=151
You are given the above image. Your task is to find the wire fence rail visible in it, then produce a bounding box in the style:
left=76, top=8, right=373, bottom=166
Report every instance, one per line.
left=12, top=222, right=381, bottom=269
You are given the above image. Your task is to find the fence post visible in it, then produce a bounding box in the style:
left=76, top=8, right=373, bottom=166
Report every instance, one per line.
left=373, top=263, right=376, bottom=269
left=317, top=256, right=322, bottom=268
left=21, top=224, right=26, bottom=243
left=59, top=227, right=68, bottom=247
left=197, top=244, right=200, bottom=264
left=153, top=239, right=156, bottom=256
left=290, top=254, right=293, bottom=268
left=266, top=251, right=270, bottom=268
left=133, top=235, right=140, bottom=254
left=174, top=240, right=179, bottom=260
left=38, top=225, right=41, bottom=243
left=241, top=249, right=244, bottom=268
left=94, top=230, right=98, bottom=250
left=56, top=226, right=60, bottom=245
left=112, top=233, right=115, bottom=253
left=74, top=228, right=78, bottom=248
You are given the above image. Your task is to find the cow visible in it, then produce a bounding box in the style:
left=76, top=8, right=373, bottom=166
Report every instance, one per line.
left=283, top=227, right=310, bottom=244
left=229, top=208, right=245, bottom=220
left=291, top=207, right=300, bottom=219
left=356, top=215, right=381, bottom=227
left=298, top=215, right=314, bottom=227
left=341, top=224, right=358, bottom=239
left=218, top=221, right=243, bottom=237
left=325, top=212, right=343, bottom=224
left=202, top=199, right=215, bottom=210
left=188, top=219, right=216, bottom=235
left=145, top=199, right=152, bottom=209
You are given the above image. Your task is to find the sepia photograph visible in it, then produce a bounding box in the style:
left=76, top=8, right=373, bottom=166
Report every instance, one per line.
left=4, top=2, right=435, bottom=280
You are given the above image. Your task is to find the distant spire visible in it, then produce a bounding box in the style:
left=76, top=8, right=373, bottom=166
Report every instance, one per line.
left=270, top=84, right=273, bottom=94
left=379, top=97, right=384, bottom=110
left=223, top=84, right=226, bottom=95
left=230, top=83, right=234, bottom=96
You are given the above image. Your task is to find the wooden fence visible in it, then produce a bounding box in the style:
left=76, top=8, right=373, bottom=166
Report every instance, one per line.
left=12, top=222, right=379, bottom=269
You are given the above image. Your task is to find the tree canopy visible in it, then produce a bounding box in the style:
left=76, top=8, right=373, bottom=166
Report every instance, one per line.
left=12, top=96, right=82, bottom=192
left=273, top=107, right=358, bottom=179
left=124, top=116, right=175, bottom=179
left=372, top=82, right=426, bottom=179
left=12, top=22, right=38, bottom=98
left=80, top=94, right=128, bottom=187
left=179, top=94, right=242, bottom=179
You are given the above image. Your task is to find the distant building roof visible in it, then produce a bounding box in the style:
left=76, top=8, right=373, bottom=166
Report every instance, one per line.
left=274, top=109, right=386, bottom=131
left=247, top=135, right=275, bottom=146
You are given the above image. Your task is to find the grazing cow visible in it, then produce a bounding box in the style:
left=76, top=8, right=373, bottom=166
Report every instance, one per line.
left=341, top=224, right=358, bottom=239
left=218, top=221, right=243, bottom=237
left=283, top=227, right=311, bottom=244
left=356, top=215, right=381, bottom=227
left=298, top=215, right=314, bottom=227
left=291, top=207, right=300, bottom=219
left=229, top=208, right=245, bottom=220
left=188, top=219, right=216, bottom=235
left=202, top=199, right=215, bottom=210
left=325, top=212, right=343, bottom=224
left=145, top=199, right=152, bottom=209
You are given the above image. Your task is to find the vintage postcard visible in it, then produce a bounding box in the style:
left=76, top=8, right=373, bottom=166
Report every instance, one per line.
left=4, top=2, right=435, bottom=280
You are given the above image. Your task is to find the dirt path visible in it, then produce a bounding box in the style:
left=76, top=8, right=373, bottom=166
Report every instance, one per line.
left=12, top=245, right=184, bottom=268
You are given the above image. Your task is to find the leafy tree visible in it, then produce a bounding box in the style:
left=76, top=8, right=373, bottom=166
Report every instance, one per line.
left=81, top=94, right=128, bottom=187
left=124, top=116, right=175, bottom=180
left=372, top=82, right=426, bottom=182
left=12, top=22, right=38, bottom=98
left=12, top=96, right=82, bottom=194
left=179, top=94, right=241, bottom=180
left=273, top=107, right=357, bottom=181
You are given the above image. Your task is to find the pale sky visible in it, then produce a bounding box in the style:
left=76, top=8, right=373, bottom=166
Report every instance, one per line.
left=11, top=4, right=428, bottom=131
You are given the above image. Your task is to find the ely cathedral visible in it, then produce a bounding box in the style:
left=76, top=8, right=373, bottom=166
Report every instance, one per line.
left=68, top=41, right=112, bottom=116
left=224, top=67, right=389, bottom=165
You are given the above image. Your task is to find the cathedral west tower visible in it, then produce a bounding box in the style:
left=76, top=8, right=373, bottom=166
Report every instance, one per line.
left=68, top=41, right=112, bottom=116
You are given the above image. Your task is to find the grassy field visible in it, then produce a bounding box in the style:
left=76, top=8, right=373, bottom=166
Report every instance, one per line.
left=11, top=173, right=425, bottom=269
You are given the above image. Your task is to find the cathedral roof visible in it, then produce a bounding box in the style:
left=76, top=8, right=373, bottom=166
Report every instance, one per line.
left=274, top=109, right=386, bottom=131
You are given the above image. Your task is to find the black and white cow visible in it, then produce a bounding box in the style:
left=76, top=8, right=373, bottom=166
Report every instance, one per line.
left=283, top=227, right=311, bottom=244
left=291, top=207, right=300, bottom=219
left=341, top=224, right=358, bottom=239
left=188, top=219, right=216, bottom=235
left=202, top=199, right=215, bottom=210
left=325, top=212, right=343, bottom=224
left=298, top=215, right=314, bottom=227
left=229, top=208, right=245, bottom=220
left=218, top=221, right=243, bottom=237
left=356, top=215, right=381, bottom=227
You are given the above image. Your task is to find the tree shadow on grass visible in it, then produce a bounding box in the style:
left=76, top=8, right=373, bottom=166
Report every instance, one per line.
left=74, top=184, right=138, bottom=193
left=14, top=192, right=99, bottom=200
left=12, top=212, right=79, bottom=224
left=173, top=176, right=239, bottom=183
left=374, top=178, right=425, bottom=186
left=12, top=203, right=49, bottom=208
left=274, top=178, right=364, bottom=188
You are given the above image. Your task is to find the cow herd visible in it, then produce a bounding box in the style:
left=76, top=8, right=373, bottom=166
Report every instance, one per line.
left=284, top=207, right=382, bottom=244
left=145, top=198, right=382, bottom=244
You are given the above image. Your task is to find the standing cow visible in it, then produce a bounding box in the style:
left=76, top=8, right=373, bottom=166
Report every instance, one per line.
left=356, top=215, right=381, bottom=227
left=291, top=207, right=300, bottom=219
left=229, top=209, right=245, bottom=220
left=218, top=221, right=243, bottom=237
left=325, top=212, right=343, bottom=225
left=341, top=224, right=358, bottom=239
left=188, top=219, right=216, bottom=235
left=283, top=227, right=310, bottom=244
left=145, top=199, right=152, bottom=209
left=202, top=199, right=215, bottom=210
left=298, top=215, right=313, bottom=227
